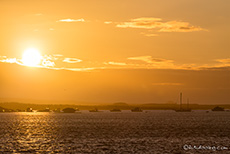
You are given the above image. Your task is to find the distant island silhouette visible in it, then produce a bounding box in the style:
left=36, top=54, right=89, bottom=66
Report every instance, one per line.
left=0, top=102, right=229, bottom=112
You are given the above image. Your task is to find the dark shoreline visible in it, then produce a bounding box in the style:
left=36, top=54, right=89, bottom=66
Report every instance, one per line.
left=1, top=102, right=230, bottom=111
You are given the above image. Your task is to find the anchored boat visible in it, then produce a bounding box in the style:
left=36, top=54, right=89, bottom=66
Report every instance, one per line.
left=131, top=107, right=142, bottom=112
left=89, top=108, right=100, bottom=112
left=110, top=109, right=121, bottom=112
left=212, top=106, right=225, bottom=111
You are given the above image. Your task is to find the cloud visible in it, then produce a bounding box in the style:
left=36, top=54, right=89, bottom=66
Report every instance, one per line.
left=117, top=17, right=206, bottom=32
left=0, top=56, right=24, bottom=65
left=128, top=56, right=173, bottom=64
left=43, top=55, right=55, bottom=61
left=57, top=18, right=85, bottom=22
left=117, top=17, right=162, bottom=29
left=140, top=32, right=159, bottom=37
left=0, top=54, right=102, bottom=72
left=65, top=67, right=96, bottom=72
left=152, top=83, right=184, bottom=86
left=42, top=59, right=55, bottom=67
left=104, top=62, right=127, bottom=66
left=3, top=53, right=230, bottom=72
left=63, top=58, right=82, bottom=63
left=126, top=56, right=176, bottom=69
left=159, top=21, right=205, bottom=32
left=0, top=58, right=18, bottom=64
left=216, top=58, right=230, bottom=64
left=198, top=66, right=230, bottom=71
left=104, top=21, right=113, bottom=24
left=0, top=55, right=84, bottom=71
left=193, top=58, right=230, bottom=70
left=0, top=55, right=57, bottom=68
left=132, top=17, right=162, bottom=22
left=49, top=67, right=103, bottom=72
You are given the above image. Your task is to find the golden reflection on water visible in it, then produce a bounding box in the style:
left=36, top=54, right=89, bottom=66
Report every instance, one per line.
left=11, top=112, right=58, bottom=153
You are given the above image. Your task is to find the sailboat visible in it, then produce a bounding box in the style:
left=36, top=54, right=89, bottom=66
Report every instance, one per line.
left=175, top=93, right=192, bottom=112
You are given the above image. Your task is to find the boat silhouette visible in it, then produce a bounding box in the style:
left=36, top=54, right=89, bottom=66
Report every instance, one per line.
left=131, top=107, right=142, bottom=112
left=62, top=108, right=76, bottom=113
left=89, top=108, right=100, bottom=112
left=212, top=106, right=225, bottom=111
left=110, top=108, right=121, bottom=112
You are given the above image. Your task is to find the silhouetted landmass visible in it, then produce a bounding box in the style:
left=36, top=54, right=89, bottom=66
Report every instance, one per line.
left=0, top=106, right=5, bottom=111
left=0, top=102, right=230, bottom=111
left=0, top=106, right=14, bottom=112
left=113, top=102, right=129, bottom=106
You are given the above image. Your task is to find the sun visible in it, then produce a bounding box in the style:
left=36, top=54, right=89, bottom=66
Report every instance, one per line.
left=22, top=48, right=42, bottom=67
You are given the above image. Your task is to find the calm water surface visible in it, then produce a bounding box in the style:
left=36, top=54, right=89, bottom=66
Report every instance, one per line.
left=0, top=110, right=230, bottom=153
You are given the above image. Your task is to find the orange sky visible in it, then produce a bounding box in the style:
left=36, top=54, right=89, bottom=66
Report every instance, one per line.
left=0, top=0, right=230, bottom=104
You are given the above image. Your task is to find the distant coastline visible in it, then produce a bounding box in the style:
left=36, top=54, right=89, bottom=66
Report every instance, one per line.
left=0, top=102, right=230, bottom=111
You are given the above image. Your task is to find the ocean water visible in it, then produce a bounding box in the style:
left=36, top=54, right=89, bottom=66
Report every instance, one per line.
left=0, top=110, right=230, bottom=153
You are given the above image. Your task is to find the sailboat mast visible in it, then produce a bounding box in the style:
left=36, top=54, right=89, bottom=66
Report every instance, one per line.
left=180, top=92, right=182, bottom=110
left=187, top=98, right=189, bottom=110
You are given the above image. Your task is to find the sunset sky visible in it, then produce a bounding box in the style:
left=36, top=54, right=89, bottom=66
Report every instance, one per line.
left=1, top=0, right=230, bottom=104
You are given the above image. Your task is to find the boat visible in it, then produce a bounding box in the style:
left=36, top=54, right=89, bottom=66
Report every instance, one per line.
left=26, top=107, right=33, bottom=112
left=62, top=108, right=76, bottom=113
left=110, top=109, right=121, bottom=112
left=212, top=106, right=225, bottom=111
left=89, top=108, right=99, bottom=112
left=175, top=108, right=192, bottom=112
left=175, top=93, right=192, bottom=112
left=131, top=107, right=142, bottom=112
left=37, top=108, right=51, bottom=112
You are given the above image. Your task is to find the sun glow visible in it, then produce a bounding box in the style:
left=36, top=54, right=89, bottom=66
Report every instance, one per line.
left=22, top=48, right=42, bottom=67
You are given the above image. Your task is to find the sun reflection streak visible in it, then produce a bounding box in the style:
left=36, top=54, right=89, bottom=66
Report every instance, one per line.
left=10, top=112, right=59, bottom=152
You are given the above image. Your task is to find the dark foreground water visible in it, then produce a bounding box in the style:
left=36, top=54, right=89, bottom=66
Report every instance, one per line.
left=0, top=111, right=230, bottom=153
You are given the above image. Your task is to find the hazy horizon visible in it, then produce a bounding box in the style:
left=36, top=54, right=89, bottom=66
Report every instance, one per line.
left=1, top=62, right=230, bottom=104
